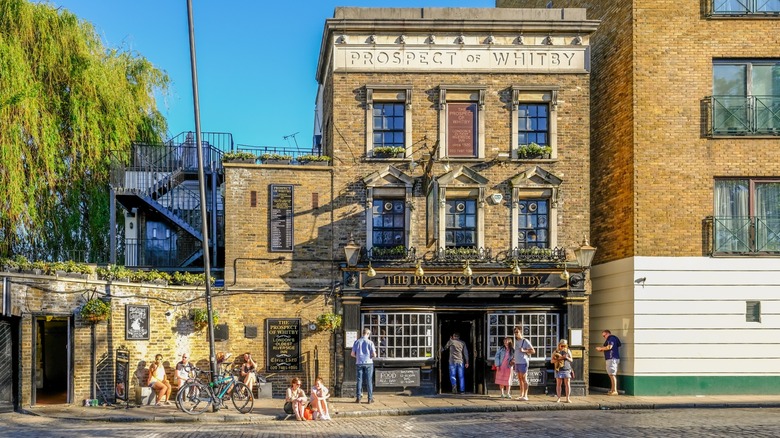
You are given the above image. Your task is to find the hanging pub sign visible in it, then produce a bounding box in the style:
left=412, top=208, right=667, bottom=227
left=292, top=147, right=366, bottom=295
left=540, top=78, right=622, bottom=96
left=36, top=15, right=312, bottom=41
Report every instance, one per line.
left=269, top=184, right=294, bottom=252
left=266, top=318, right=301, bottom=371
left=115, top=347, right=129, bottom=402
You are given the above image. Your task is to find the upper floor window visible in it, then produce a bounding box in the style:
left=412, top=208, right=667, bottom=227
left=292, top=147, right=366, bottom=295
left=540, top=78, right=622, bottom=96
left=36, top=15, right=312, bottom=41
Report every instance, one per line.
left=712, top=60, right=780, bottom=135
left=518, top=199, right=549, bottom=248
left=445, top=199, right=477, bottom=248
left=439, top=86, right=486, bottom=159
left=511, top=87, right=558, bottom=159
left=714, top=178, right=780, bottom=254
left=712, top=0, right=780, bottom=15
left=372, top=199, right=405, bottom=248
left=366, top=85, right=412, bottom=158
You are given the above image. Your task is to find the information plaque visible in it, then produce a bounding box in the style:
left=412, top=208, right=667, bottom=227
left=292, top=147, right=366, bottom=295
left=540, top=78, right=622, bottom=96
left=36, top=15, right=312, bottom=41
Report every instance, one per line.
left=266, top=318, right=301, bottom=371
left=269, top=184, right=294, bottom=252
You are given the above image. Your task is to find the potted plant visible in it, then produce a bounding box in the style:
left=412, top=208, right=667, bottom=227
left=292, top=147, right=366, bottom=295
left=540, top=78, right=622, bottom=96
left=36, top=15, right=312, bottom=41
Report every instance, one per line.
left=96, top=265, right=133, bottom=282
left=222, top=151, right=257, bottom=163
left=372, top=146, right=405, bottom=158
left=517, top=142, right=552, bottom=159
left=315, top=312, right=342, bottom=332
left=191, top=308, right=219, bottom=331
left=297, top=154, right=330, bottom=165
left=260, top=153, right=293, bottom=164
left=80, top=298, right=111, bottom=324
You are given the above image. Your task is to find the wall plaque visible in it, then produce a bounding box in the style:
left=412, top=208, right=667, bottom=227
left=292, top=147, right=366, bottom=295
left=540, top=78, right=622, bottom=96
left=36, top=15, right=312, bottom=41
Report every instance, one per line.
left=266, top=318, right=301, bottom=371
left=125, top=305, right=149, bottom=340
left=447, top=103, right=477, bottom=157
left=269, top=184, right=294, bottom=252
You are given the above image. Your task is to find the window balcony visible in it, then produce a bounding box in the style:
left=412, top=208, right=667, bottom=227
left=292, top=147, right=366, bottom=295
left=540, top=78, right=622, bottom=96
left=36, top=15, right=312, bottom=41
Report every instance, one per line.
left=708, top=95, right=780, bottom=136
left=712, top=216, right=780, bottom=255
left=708, top=0, right=780, bottom=16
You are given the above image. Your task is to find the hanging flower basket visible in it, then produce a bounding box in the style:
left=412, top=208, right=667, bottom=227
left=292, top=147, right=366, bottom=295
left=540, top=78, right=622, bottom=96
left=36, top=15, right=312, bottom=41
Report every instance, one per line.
left=190, top=308, right=219, bottom=331
left=80, top=298, right=111, bottom=324
left=315, top=312, right=342, bottom=332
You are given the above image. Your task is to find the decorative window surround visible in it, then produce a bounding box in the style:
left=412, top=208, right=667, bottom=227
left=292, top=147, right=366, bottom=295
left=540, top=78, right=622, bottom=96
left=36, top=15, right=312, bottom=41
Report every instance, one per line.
left=366, top=85, right=413, bottom=158
left=363, top=165, right=415, bottom=251
left=511, top=86, right=559, bottom=160
left=435, top=166, right=488, bottom=251
left=438, top=85, right=486, bottom=160
left=509, top=166, right=562, bottom=249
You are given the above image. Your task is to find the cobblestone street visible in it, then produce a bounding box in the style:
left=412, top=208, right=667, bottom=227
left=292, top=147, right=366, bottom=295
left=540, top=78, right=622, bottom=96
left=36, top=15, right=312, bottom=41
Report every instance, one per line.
left=3, top=408, right=780, bottom=437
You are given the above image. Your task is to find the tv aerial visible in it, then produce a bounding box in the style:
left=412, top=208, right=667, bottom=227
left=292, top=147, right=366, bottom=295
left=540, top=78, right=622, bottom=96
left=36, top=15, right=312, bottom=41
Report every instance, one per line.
left=283, top=132, right=300, bottom=150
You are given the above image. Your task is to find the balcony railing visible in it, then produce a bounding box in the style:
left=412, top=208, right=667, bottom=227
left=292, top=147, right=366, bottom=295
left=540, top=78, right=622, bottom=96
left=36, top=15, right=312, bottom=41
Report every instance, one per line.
left=708, top=0, right=780, bottom=15
left=713, top=216, right=780, bottom=254
left=363, top=246, right=568, bottom=265
left=709, top=95, right=780, bottom=136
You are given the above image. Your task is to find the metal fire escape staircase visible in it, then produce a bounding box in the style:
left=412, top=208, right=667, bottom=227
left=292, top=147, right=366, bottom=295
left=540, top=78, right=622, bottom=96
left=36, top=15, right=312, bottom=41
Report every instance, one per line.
left=110, top=132, right=232, bottom=268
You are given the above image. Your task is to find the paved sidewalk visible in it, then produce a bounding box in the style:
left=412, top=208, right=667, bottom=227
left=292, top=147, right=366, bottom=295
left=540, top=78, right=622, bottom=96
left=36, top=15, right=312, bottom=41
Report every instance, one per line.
left=20, top=392, right=780, bottom=423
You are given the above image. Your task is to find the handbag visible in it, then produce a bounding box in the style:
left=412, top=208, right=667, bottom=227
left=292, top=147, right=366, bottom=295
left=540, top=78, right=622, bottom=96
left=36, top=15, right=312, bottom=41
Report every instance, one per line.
left=491, top=364, right=497, bottom=371
left=283, top=401, right=294, bottom=414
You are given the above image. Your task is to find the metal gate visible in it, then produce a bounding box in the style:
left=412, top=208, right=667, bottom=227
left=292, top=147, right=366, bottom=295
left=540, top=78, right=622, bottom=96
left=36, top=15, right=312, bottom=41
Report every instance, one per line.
left=0, top=320, right=13, bottom=411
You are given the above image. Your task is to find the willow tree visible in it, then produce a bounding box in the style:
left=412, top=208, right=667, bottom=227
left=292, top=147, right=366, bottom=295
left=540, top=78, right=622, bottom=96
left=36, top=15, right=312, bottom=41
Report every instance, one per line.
left=0, top=0, right=168, bottom=260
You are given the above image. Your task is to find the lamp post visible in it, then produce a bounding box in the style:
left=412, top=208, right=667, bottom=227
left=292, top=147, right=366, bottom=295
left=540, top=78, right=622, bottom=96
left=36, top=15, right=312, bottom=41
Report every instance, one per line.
left=343, top=234, right=361, bottom=287
left=570, top=239, right=597, bottom=289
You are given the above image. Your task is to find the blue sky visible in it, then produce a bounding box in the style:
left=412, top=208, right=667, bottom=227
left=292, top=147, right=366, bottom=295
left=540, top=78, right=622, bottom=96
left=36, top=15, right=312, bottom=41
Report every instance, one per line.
left=48, top=0, right=495, bottom=150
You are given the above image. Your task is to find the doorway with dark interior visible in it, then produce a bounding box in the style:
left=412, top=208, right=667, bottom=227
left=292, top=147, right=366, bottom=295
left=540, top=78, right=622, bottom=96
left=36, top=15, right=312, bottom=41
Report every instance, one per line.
left=33, top=316, right=71, bottom=405
left=438, top=315, right=478, bottom=394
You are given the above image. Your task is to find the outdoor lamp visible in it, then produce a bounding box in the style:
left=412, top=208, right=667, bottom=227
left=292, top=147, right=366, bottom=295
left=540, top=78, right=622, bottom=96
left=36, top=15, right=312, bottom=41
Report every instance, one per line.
left=367, top=261, right=376, bottom=278
left=415, top=260, right=425, bottom=276
left=344, top=234, right=361, bottom=267
left=462, top=260, right=472, bottom=277
left=511, top=259, right=522, bottom=276
left=560, top=266, right=570, bottom=281
left=574, top=238, right=597, bottom=270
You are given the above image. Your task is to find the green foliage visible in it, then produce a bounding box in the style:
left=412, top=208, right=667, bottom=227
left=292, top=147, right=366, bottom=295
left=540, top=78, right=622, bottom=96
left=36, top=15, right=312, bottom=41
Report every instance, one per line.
left=260, top=153, right=293, bottom=161
left=373, top=146, right=405, bottom=156
left=130, top=270, right=171, bottom=283
left=191, top=308, right=219, bottom=329
left=517, top=142, right=552, bottom=158
left=0, top=0, right=168, bottom=259
left=297, top=154, right=330, bottom=162
left=95, top=264, right=133, bottom=281
left=80, top=298, right=111, bottom=322
left=371, top=245, right=407, bottom=258
left=170, top=271, right=209, bottom=286
left=315, top=312, right=342, bottom=332
left=222, top=151, right=257, bottom=161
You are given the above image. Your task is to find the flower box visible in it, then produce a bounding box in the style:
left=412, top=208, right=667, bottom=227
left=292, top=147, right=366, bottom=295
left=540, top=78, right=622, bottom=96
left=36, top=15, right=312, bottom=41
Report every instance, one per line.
left=300, top=160, right=329, bottom=166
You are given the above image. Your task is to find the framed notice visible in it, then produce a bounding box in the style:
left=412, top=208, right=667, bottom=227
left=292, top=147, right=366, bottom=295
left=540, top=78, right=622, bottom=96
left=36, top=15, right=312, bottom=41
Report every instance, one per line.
left=269, top=184, right=294, bottom=252
left=125, top=305, right=149, bottom=340
left=266, top=318, right=301, bottom=371
left=447, top=103, right=477, bottom=157
left=115, top=348, right=129, bottom=401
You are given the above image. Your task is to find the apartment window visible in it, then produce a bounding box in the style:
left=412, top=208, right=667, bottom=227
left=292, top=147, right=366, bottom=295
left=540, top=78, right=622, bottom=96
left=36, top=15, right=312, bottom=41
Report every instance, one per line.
left=372, top=199, right=405, bottom=248
left=439, top=86, right=486, bottom=159
left=511, top=87, right=558, bottom=159
left=714, top=178, right=780, bottom=253
left=712, top=60, right=780, bottom=135
left=362, top=312, right=434, bottom=360
left=445, top=199, right=477, bottom=248
left=366, top=85, right=412, bottom=158
left=487, top=313, right=559, bottom=360
left=518, top=199, right=549, bottom=248
left=712, top=0, right=780, bottom=15
left=373, top=103, right=405, bottom=148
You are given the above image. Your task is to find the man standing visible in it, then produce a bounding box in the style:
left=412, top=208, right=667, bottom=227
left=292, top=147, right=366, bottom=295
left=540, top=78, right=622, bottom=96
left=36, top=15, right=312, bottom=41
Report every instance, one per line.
left=442, top=332, right=469, bottom=394
left=351, top=327, right=377, bottom=403
left=596, top=329, right=622, bottom=395
left=511, top=326, right=535, bottom=401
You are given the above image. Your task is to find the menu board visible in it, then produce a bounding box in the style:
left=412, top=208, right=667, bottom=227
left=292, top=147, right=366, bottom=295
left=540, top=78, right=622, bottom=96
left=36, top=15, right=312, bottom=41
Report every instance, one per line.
left=269, top=184, right=294, bottom=252
left=447, top=103, right=477, bottom=157
left=266, top=318, right=300, bottom=371
left=375, top=368, right=420, bottom=387
left=115, top=348, right=129, bottom=401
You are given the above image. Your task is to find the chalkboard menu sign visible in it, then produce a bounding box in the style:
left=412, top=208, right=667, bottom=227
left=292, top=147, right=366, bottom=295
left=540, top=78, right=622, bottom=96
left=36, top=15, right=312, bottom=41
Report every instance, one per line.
left=115, top=348, right=129, bottom=401
left=269, top=184, right=294, bottom=252
left=375, top=368, right=420, bottom=387
left=266, top=318, right=300, bottom=371
left=447, top=103, right=477, bottom=157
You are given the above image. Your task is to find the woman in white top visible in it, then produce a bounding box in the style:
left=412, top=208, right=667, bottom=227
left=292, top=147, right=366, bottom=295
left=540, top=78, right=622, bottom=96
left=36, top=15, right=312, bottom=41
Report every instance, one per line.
left=511, top=326, right=535, bottom=401
left=285, top=377, right=308, bottom=421
left=310, top=376, right=331, bottom=420
left=147, top=354, right=172, bottom=406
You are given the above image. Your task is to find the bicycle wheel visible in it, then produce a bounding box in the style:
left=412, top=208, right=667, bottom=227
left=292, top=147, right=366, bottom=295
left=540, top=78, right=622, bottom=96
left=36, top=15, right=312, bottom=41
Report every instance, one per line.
left=177, top=381, right=212, bottom=415
left=230, top=381, right=254, bottom=414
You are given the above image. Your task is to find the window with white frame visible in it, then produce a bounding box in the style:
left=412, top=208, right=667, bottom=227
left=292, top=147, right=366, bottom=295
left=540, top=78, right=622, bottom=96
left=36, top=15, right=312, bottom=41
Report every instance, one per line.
left=511, top=87, right=558, bottom=159
left=363, top=166, right=415, bottom=252
left=366, top=85, right=412, bottom=158
left=712, top=60, right=780, bottom=135
left=445, top=199, right=477, bottom=248
left=487, top=312, right=560, bottom=360
left=362, top=312, right=434, bottom=360
left=439, top=86, right=485, bottom=159
left=435, top=166, right=488, bottom=251
left=714, top=178, right=780, bottom=253
left=510, top=169, right=561, bottom=251
left=518, top=199, right=550, bottom=248
left=372, top=199, right=405, bottom=248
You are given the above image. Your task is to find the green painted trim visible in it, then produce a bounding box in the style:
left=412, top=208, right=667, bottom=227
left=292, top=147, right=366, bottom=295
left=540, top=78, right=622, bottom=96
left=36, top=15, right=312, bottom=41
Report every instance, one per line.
left=590, top=373, right=780, bottom=395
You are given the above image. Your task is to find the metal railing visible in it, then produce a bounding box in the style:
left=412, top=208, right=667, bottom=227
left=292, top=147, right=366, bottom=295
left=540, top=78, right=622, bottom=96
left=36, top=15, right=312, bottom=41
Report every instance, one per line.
left=234, top=144, right=322, bottom=164
left=709, top=95, right=780, bottom=136
left=119, top=237, right=203, bottom=268
left=363, top=246, right=567, bottom=264
left=708, top=0, right=780, bottom=16
left=713, top=216, right=780, bottom=254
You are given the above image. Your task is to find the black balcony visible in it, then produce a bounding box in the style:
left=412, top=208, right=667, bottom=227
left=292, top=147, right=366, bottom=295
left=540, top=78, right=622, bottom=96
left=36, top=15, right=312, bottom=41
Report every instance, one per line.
left=708, top=95, right=780, bottom=136
left=712, top=216, right=780, bottom=254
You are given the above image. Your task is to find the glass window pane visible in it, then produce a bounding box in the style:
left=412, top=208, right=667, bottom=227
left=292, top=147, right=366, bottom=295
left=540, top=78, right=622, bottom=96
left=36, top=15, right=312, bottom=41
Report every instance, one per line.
left=713, top=64, right=747, bottom=96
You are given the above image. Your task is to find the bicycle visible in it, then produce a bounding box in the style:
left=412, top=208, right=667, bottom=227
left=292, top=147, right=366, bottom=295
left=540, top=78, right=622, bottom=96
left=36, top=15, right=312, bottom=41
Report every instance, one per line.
left=176, top=363, right=254, bottom=415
